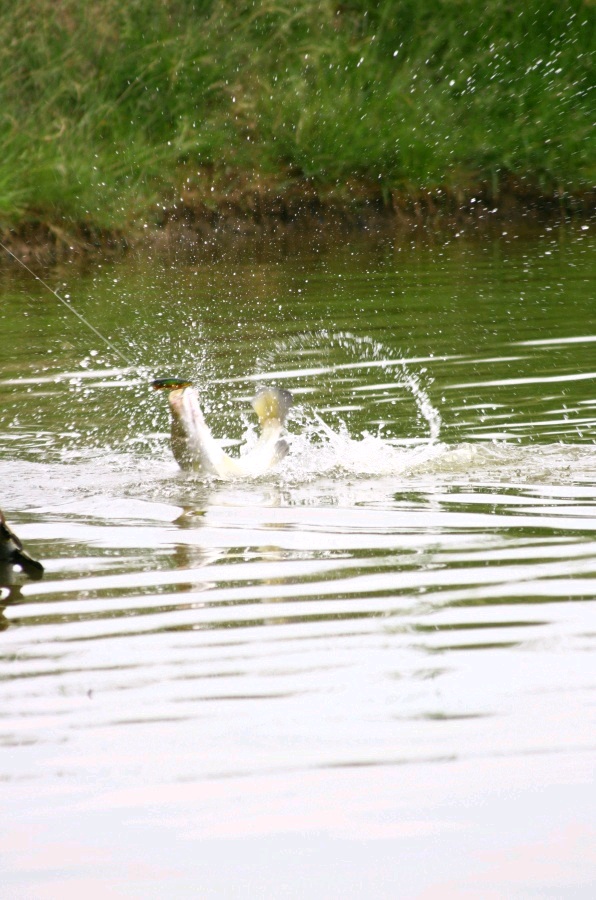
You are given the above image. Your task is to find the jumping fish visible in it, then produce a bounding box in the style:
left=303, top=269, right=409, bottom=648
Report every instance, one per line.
left=152, top=379, right=293, bottom=479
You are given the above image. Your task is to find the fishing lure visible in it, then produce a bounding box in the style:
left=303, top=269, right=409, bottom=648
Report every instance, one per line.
left=151, top=377, right=194, bottom=391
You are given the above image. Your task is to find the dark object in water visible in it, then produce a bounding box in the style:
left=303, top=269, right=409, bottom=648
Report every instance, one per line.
left=151, top=377, right=193, bottom=391
left=0, top=510, right=44, bottom=580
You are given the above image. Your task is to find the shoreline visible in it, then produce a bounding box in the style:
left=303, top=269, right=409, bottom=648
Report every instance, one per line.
left=1, top=176, right=593, bottom=265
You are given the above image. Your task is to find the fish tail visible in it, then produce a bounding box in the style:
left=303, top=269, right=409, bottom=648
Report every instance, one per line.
left=251, top=387, right=293, bottom=427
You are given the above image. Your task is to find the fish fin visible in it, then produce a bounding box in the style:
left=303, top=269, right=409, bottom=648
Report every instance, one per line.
left=251, top=388, right=293, bottom=427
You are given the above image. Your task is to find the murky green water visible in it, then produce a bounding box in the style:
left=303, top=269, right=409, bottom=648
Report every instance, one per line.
left=1, top=223, right=595, bottom=897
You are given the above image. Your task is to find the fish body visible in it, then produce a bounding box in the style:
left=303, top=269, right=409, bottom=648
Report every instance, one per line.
left=160, top=385, right=293, bottom=479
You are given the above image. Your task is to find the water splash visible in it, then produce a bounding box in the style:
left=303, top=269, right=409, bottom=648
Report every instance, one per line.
left=2, top=326, right=446, bottom=479
left=236, top=329, right=442, bottom=479
left=253, top=329, right=441, bottom=438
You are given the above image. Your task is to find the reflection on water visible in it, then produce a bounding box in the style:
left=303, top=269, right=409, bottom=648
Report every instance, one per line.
left=1, top=224, right=595, bottom=896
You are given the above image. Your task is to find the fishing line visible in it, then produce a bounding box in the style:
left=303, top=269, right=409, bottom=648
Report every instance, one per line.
left=0, top=240, right=136, bottom=368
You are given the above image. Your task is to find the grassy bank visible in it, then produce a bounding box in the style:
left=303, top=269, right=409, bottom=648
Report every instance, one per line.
left=0, top=0, right=593, bottom=241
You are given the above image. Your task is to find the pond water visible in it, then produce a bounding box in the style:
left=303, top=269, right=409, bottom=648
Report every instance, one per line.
left=1, top=222, right=595, bottom=897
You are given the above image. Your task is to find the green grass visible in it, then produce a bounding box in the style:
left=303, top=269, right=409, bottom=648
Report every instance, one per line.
left=0, top=0, right=593, bottom=234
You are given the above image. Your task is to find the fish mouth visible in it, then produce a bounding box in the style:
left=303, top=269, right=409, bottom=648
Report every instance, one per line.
left=151, top=377, right=193, bottom=392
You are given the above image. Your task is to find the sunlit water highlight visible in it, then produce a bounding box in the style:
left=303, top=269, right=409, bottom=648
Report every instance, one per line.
left=1, top=225, right=595, bottom=897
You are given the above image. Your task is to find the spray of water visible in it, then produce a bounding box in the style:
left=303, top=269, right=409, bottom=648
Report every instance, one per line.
left=232, top=329, right=444, bottom=480
left=252, top=330, right=440, bottom=436
left=0, top=243, right=212, bottom=457
left=0, top=246, right=443, bottom=478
